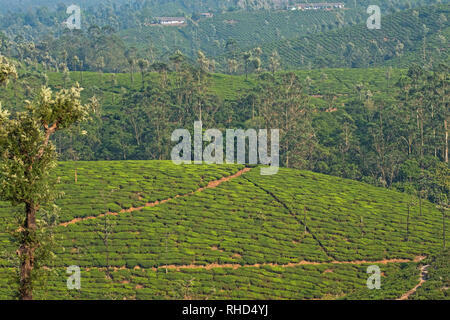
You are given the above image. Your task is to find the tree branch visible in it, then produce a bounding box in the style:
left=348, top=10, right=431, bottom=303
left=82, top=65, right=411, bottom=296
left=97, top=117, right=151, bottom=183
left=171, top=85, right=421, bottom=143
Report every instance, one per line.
left=38, top=122, right=58, bottom=159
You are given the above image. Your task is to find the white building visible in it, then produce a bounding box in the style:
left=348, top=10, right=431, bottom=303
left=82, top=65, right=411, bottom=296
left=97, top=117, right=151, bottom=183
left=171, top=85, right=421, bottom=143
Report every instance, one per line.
left=289, top=3, right=345, bottom=11
left=156, top=17, right=186, bottom=25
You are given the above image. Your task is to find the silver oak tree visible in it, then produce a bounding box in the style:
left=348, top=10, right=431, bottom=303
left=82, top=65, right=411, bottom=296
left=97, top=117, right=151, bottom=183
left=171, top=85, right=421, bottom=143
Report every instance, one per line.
left=0, top=56, right=92, bottom=299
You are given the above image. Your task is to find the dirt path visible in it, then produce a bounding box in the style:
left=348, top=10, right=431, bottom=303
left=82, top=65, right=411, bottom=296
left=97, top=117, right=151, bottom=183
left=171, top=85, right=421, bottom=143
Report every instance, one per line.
left=88, top=256, right=425, bottom=273
left=60, top=167, right=251, bottom=227
left=397, top=263, right=430, bottom=300
left=243, top=175, right=337, bottom=261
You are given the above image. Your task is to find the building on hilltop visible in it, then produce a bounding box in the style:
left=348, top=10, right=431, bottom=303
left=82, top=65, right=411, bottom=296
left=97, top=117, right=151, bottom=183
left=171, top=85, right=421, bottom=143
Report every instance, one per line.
left=199, top=12, right=213, bottom=18
left=154, top=17, right=186, bottom=25
left=289, top=2, right=345, bottom=11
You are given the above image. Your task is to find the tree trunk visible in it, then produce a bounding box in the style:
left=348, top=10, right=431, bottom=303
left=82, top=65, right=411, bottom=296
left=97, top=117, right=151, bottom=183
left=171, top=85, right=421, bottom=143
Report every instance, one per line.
left=434, top=129, right=437, bottom=157
left=445, top=119, right=448, bottom=163
left=19, top=203, right=38, bottom=300
left=444, top=210, right=446, bottom=249
left=304, top=207, right=307, bottom=234
left=420, top=115, right=424, bottom=158
left=406, top=204, right=410, bottom=241
left=419, top=194, right=422, bottom=217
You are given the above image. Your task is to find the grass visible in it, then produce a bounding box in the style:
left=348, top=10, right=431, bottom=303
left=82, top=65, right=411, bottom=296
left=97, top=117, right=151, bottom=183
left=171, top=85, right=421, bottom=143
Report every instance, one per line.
left=41, top=67, right=406, bottom=106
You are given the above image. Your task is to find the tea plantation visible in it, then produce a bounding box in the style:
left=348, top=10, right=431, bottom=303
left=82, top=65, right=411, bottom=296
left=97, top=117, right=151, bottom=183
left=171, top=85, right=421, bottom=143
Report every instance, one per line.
left=0, top=161, right=447, bottom=299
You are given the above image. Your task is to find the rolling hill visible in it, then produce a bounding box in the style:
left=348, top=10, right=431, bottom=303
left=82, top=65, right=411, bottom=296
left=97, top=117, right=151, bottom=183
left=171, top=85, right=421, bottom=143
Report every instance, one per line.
left=120, top=8, right=363, bottom=59
left=256, top=4, right=449, bottom=69
left=0, top=161, right=447, bottom=299
left=1, top=0, right=446, bottom=72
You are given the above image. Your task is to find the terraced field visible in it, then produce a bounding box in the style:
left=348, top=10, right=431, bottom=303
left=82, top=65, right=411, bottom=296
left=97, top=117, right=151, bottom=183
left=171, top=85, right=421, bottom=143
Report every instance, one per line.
left=0, top=161, right=447, bottom=299
left=120, top=9, right=361, bottom=59
left=39, top=67, right=404, bottom=109
left=259, top=4, right=449, bottom=69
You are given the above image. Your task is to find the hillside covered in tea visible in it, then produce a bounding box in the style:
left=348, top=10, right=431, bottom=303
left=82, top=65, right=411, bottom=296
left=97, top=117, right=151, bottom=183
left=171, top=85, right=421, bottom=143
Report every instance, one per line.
left=0, top=161, right=447, bottom=299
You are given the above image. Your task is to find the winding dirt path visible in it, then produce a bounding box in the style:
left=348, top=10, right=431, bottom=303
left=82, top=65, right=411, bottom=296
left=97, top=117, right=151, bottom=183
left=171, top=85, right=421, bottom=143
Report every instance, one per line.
left=397, top=263, right=430, bottom=300
left=88, top=256, right=425, bottom=272
left=60, top=167, right=251, bottom=227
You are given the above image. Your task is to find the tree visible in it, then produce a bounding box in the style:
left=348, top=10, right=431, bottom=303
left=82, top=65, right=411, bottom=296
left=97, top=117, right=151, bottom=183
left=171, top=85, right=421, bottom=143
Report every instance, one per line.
left=0, top=57, right=17, bottom=86
left=124, top=46, right=138, bottom=85
left=72, top=55, right=81, bottom=82
left=252, top=57, right=261, bottom=73
left=269, top=50, right=280, bottom=75
left=95, top=56, right=105, bottom=82
left=0, top=57, right=92, bottom=299
left=96, top=202, right=117, bottom=278
left=225, top=38, right=238, bottom=60
left=257, top=72, right=315, bottom=169
left=169, top=50, right=185, bottom=73
left=227, top=58, right=238, bottom=74
left=209, top=59, right=216, bottom=73
left=434, top=163, right=449, bottom=248
left=169, top=50, right=186, bottom=90
left=127, top=57, right=136, bottom=84
left=243, top=51, right=252, bottom=79
left=404, top=183, right=418, bottom=241
left=62, top=64, right=70, bottom=88
left=151, top=62, right=169, bottom=88
left=197, top=50, right=209, bottom=73
left=137, top=58, right=150, bottom=88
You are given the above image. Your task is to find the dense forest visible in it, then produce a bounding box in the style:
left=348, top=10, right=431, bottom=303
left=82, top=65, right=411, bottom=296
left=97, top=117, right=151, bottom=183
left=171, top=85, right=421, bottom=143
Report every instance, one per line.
left=0, top=60, right=447, bottom=208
